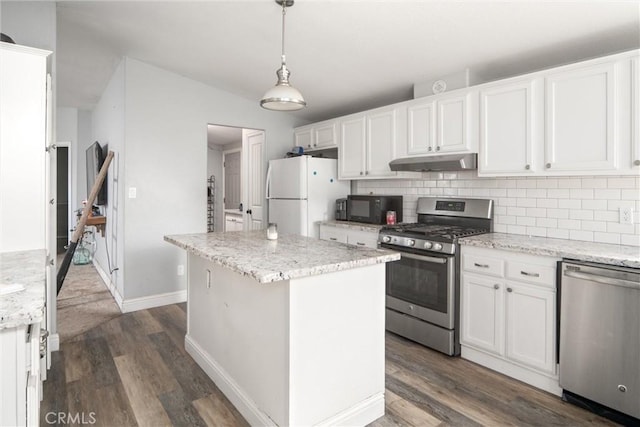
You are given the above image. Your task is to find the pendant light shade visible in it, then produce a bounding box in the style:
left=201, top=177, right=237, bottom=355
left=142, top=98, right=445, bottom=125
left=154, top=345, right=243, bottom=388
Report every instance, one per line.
left=260, top=0, right=306, bottom=111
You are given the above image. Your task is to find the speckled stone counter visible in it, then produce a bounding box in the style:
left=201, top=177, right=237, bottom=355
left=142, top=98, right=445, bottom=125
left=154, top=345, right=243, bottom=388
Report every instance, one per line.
left=0, top=250, right=46, bottom=330
left=459, top=233, right=640, bottom=268
left=319, top=220, right=385, bottom=233
left=165, top=230, right=400, bottom=283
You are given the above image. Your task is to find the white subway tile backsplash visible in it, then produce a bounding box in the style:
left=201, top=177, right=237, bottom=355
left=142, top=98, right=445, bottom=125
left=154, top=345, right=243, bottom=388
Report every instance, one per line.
left=355, top=173, right=640, bottom=246
left=570, top=210, right=593, bottom=221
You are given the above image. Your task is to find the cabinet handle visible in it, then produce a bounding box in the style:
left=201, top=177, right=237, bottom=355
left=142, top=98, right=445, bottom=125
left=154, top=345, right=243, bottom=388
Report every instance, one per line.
left=428, top=146, right=433, bottom=151
left=436, top=146, right=441, bottom=151
left=360, top=171, right=363, bottom=175
left=634, top=160, right=640, bottom=166
left=525, top=164, right=530, bottom=170
left=545, top=163, right=551, bottom=169
left=329, top=237, right=337, bottom=241
left=356, top=242, right=366, bottom=246
left=494, top=284, right=500, bottom=290
left=507, top=287, right=513, bottom=292
left=365, top=171, right=369, bottom=175
left=520, top=270, right=540, bottom=278
left=474, top=263, right=489, bottom=268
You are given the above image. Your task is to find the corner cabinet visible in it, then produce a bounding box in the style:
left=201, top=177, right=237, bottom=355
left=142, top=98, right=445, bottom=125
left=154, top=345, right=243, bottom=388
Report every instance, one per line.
left=403, top=89, right=479, bottom=156
left=294, top=120, right=337, bottom=151
left=338, top=105, right=404, bottom=179
left=460, top=245, right=561, bottom=395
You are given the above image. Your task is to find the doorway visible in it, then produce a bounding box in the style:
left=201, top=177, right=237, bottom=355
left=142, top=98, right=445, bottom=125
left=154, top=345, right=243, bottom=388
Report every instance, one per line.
left=206, top=124, right=265, bottom=232
left=56, top=144, right=71, bottom=254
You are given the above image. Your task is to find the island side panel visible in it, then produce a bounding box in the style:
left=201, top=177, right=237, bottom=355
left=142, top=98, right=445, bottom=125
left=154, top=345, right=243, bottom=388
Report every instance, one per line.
left=288, top=263, right=386, bottom=427
left=186, top=254, right=288, bottom=426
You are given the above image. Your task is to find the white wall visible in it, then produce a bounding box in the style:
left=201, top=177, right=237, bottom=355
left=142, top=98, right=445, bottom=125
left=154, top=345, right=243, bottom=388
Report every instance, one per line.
left=91, top=60, right=126, bottom=299
left=90, top=57, right=303, bottom=304
left=356, top=173, right=640, bottom=246
left=77, top=110, right=92, bottom=208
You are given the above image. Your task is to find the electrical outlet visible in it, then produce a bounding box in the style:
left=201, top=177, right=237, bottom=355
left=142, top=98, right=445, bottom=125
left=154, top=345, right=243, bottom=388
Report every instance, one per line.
left=619, top=206, right=633, bottom=225
left=177, top=265, right=184, bottom=276
left=128, top=187, right=137, bottom=199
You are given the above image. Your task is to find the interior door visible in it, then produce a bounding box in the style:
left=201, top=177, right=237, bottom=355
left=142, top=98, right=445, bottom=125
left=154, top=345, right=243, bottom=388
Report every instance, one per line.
left=245, top=130, right=265, bottom=230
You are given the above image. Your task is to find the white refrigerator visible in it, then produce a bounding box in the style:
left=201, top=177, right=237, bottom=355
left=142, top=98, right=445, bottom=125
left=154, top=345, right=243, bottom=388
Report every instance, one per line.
left=267, top=156, right=350, bottom=238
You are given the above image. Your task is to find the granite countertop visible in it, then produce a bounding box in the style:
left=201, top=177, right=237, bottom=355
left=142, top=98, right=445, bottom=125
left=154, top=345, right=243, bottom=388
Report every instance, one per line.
left=165, top=230, right=400, bottom=283
left=459, top=233, right=640, bottom=269
left=319, top=220, right=385, bottom=233
left=0, top=250, right=46, bottom=330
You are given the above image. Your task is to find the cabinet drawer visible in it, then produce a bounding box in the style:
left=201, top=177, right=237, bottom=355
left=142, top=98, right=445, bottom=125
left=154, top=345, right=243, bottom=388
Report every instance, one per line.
left=319, top=226, right=348, bottom=244
left=462, top=254, right=504, bottom=277
left=506, top=261, right=556, bottom=288
left=346, top=230, right=378, bottom=249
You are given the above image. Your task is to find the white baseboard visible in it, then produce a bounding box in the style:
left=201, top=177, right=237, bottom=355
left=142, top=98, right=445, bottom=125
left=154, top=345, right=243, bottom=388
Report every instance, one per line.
left=185, top=335, right=277, bottom=427
left=121, top=290, right=186, bottom=313
left=92, top=260, right=185, bottom=313
left=186, top=335, right=385, bottom=427
left=92, top=260, right=124, bottom=311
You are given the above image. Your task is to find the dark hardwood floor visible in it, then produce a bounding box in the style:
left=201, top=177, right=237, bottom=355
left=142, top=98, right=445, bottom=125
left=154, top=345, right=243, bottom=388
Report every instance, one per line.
left=42, top=303, right=616, bottom=427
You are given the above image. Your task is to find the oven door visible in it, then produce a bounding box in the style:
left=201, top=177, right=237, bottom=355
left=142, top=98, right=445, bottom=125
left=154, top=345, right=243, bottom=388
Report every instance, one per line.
left=383, top=246, right=456, bottom=329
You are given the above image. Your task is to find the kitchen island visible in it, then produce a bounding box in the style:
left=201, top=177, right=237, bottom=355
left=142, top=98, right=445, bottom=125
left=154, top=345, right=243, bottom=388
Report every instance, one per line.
left=165, top=231, right=399, bottom=427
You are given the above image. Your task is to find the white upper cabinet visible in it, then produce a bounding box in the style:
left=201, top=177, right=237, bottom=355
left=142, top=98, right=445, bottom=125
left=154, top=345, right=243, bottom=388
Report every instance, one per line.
left=478, top=49, right=638, bottom=176
left=294, top=119, right=337, bottom=151
left=544, top=61, right=618, bottom=172
left=479, top=78, right=541, bottom=176
left=404, top=90, right=478, bottom=156
left=339, top=105, right=405, bottom=179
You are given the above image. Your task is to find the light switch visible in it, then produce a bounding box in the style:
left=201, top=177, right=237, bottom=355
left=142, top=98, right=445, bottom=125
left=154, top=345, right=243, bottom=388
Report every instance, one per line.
left=177, top=265, right=184, bottom=276
left=128, top=187, right=137, bottom=198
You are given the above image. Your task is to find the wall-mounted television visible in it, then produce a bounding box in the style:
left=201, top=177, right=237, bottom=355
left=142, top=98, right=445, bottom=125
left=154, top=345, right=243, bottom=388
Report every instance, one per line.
left=86, top=141, right=108, bottom=205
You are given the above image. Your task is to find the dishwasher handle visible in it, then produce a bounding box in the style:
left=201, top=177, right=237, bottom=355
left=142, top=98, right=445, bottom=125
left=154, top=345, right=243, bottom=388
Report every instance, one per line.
left=564, top=269, right=640, bottom=290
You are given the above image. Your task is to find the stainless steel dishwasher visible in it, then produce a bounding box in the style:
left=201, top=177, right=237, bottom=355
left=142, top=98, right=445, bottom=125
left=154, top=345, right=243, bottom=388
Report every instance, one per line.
left=559, top=260, right=640, bottom=421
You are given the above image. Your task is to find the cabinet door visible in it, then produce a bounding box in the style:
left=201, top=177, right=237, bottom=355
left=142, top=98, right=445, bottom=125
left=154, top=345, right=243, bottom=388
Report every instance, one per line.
left=505, top=283, right=556, bottom=374
left=339, top=115, right=367, bottom=179
left=479, top=79, right=538, bottom=175
left=319, top=225, right=347, bottom=244
left=460, top=274, right=504, bottom=355
left=436, top=92, right=476, bottom=153
left=366, top=107, right=397, bottom=177
left=545, top=62, right=618, bottom=172
left=346, top=229, right=379, bottom=248
left=314, top=122, right=337, bottom=149
left=407, top=99, right=436, bottom=155
left=295, top=126, right=313, bottom=150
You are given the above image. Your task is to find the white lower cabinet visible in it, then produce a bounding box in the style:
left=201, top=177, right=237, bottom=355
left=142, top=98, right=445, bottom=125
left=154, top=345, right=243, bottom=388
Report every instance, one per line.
left=224, top=213, right=244, bottom=231
left=460, top=245, right=561, bottom=395
left=319, top=224, right=379, bottom=249
left=0, top=321, right=42, bottom=427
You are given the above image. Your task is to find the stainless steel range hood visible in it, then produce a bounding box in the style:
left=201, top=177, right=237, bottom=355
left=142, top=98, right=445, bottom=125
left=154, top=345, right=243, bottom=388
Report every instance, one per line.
left=389, top=153, right=477, bottom=172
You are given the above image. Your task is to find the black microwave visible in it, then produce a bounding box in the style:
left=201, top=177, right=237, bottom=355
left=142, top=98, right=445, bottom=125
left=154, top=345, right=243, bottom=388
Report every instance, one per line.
left=347, top=195, right=403, bottom=225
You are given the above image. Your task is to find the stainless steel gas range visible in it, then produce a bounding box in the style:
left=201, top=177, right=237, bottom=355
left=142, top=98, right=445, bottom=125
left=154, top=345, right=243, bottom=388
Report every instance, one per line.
left=378, top=197, right=493, bottom=356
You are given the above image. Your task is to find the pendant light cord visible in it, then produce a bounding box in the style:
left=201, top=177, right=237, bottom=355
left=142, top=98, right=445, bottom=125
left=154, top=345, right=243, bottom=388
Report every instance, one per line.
left=281, top=1, right=286, bottom=64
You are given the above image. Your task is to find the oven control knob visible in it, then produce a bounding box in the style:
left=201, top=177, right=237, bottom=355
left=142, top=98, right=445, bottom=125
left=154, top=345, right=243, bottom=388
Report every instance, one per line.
left=423, top=241, right=433, bottom=249
left=382, top=235, right=391, bottom=243
left=433, top=243, right=443, bottom=251
left=407, top=239, right=415, bottom=247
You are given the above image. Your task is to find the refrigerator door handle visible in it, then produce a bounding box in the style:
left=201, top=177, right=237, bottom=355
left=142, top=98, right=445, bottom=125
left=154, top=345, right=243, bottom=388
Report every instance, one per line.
left=265, top=163, right=272, bottom=199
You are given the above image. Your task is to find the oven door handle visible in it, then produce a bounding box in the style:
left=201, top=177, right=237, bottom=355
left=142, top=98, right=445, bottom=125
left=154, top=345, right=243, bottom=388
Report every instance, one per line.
left=401, top=252, right=448, bottom=264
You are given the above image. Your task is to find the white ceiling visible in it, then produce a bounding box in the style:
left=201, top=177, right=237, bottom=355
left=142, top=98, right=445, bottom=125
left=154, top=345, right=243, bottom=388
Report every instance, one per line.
left=56, top=0, right=640, bottom=123
left=207, top=124, right=243, bottom=148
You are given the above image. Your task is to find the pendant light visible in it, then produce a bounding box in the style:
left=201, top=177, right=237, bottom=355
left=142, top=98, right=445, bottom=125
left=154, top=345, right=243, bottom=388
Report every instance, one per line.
left=260, top=0, right=306, bottom=111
